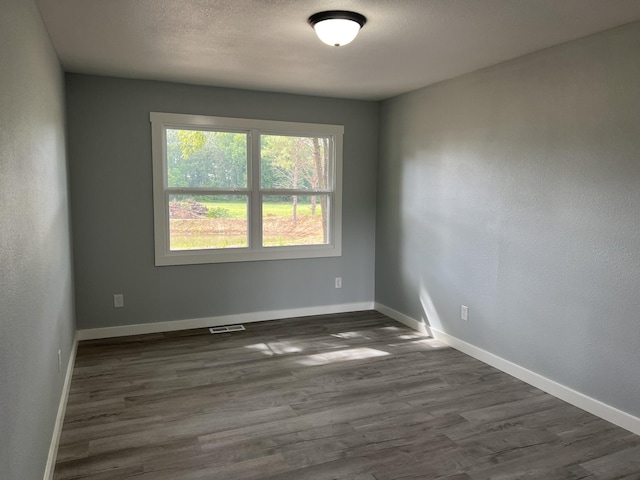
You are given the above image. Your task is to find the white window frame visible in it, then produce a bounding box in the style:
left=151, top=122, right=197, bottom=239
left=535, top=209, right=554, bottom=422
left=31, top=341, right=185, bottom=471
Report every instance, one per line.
left=150, top=112, right=343, bottom=266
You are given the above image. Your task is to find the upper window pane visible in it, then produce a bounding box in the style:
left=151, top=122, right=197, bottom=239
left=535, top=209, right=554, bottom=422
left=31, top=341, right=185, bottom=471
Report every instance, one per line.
left=261, top=135, right=329, bottom=190
left=167, top=129, right=247, bottom=189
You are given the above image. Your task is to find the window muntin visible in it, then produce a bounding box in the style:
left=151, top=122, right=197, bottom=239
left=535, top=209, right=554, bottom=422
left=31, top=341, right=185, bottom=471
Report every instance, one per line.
left=151, top=113, right=343, bottom=265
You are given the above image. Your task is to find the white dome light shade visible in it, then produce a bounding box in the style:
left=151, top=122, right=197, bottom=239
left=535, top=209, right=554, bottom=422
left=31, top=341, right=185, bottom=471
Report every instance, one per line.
left=313, top=18, right=361, bottom=46
left=308, top=11, right=367, bottom=47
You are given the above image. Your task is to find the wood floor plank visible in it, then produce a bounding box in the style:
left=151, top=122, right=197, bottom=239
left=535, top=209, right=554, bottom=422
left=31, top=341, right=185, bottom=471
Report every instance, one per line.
left=54, top=311, right=640, bottom=479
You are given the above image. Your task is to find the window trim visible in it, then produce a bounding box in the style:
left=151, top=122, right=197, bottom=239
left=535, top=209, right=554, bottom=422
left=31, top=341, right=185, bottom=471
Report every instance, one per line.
left=150, top=112, right=343, bottom=266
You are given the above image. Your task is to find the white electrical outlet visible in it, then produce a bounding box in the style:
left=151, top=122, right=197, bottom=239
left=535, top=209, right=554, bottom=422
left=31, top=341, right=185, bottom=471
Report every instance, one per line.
left=335, top=277, right=342, bottom=289
left=114, top=294, right=124, bottom=308
left=57, top=349, right=62, bottom=372
left=461, top=305, right=469, bottom=321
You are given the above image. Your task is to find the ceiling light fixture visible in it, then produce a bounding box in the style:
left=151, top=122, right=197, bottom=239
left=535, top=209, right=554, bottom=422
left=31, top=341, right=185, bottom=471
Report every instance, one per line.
left=308, top=10, right=367, bottom=47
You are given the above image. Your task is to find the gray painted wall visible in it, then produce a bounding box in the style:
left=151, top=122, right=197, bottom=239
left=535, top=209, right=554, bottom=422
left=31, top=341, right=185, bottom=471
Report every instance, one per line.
left=376, top=22, right=640, bottom=418
left=0, top=0, right=76, bottom=478
left=66, top=75, right=378, bottom=330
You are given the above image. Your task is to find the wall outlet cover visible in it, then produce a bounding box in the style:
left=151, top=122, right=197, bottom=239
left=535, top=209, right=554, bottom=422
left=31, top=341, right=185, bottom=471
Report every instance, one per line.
left=114, top=294, right=124, bottom=308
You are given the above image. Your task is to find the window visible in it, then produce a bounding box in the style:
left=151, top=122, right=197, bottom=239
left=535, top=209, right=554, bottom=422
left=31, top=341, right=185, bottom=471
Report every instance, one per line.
left=150, top=112, right=343, bottom=265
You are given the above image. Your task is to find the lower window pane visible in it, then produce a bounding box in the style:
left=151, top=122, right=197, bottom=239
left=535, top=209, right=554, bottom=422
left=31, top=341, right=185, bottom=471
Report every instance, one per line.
left=169, top=195, right=248, bottom=250
left=262, top=195, right=329, bottom=247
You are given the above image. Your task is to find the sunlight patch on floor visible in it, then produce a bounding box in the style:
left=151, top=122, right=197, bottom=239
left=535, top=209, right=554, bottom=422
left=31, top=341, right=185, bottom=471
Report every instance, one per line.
left=245, top=341, right=303, bottom=355
left=396, top=333, right=424, bottom=340
left=331, top=331, right=372, bottom=340
left=297, top=347, right=390, bottom=366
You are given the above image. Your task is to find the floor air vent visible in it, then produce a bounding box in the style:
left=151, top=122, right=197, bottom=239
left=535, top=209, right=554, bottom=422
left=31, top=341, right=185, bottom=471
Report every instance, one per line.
left=209, top=325, right=246, bottom=334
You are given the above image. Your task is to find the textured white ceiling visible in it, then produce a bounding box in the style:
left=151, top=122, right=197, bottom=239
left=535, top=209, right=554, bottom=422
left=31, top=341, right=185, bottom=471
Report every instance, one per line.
left=37, top=0, right=640, bottom=100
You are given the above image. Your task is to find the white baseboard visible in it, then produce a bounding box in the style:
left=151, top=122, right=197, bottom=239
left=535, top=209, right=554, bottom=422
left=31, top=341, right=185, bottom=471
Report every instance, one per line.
left=43, top=333, right=78, bottom=480
left=77, top=302, right=375, bottom=340
left=375, top=302, right=640, bottom=437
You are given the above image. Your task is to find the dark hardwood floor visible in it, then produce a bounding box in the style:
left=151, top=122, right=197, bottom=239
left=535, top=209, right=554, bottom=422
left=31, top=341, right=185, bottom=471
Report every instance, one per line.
left=54, top=311, right=640, bottom=479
